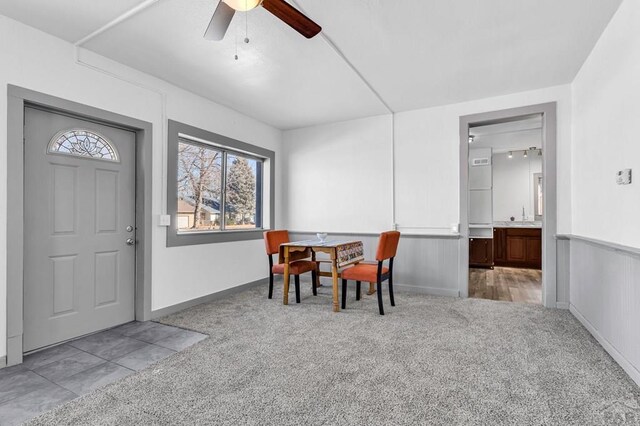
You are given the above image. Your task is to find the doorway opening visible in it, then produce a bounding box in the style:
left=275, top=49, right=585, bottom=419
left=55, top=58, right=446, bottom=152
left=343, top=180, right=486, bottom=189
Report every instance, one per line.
left=459, top=103, right=557, bottom=308
left=468, top=114, right=543, bottom=304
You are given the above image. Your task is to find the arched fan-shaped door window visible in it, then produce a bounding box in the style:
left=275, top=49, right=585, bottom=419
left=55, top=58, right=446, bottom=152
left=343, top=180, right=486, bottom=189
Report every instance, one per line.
left=47, top=129, right=119, bottom=162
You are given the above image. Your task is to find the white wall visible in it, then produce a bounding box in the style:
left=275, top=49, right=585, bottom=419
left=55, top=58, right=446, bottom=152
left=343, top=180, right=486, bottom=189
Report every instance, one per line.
left=282, top=115, right=393, bottom=233
left=492, top=152, right=542, bottom=222
left=568, top=0, right=640, bottom=387
left=283, top=85, right=572, bottom=236
left=394, top=86, right=572, bottom=234
left=0, top=16, right=283, bottom=358
left=572, top=0, right=640, bottom=249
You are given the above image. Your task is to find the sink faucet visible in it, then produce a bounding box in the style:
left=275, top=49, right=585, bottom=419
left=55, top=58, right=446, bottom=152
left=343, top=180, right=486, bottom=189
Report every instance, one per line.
left=522, top=206, right=526, bottom=222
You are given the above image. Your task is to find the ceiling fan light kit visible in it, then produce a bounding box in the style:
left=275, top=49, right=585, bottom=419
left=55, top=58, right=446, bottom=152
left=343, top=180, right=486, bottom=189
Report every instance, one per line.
left=204, top=0, right=321, bottom=42
left=224, top=0, right=262, bottom=12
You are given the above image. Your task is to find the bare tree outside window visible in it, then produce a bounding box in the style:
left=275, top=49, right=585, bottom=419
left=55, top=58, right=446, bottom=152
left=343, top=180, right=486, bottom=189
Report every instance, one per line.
left=177, top=141, right=222, bottom=231
left=176, top=139, right=261, bottom=232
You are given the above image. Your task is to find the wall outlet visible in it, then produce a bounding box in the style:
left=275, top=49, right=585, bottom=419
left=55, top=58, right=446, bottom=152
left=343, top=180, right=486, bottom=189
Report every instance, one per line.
left=158, top=215, right=171, bottom=226
left=616, top=169, right=632, bottom=185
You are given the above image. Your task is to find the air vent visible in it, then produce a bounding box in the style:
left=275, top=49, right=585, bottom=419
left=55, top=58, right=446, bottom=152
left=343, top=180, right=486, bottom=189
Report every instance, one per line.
left=472, top=158, right=490, bottom=166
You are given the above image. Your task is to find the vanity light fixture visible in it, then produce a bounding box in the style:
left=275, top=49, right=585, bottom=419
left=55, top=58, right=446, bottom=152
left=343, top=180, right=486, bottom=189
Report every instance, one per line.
left=523, top=150, right=528, bottom=158
left=538, top=149, right=542, bottom=156
left=468, top=135, right=475, bottom=144
left=508, top=151, right=513, bottom=158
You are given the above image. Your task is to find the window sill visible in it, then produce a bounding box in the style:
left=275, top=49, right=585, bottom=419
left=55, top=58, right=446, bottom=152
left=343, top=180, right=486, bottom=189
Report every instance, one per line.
left=168, top=228, right=267, bottom=247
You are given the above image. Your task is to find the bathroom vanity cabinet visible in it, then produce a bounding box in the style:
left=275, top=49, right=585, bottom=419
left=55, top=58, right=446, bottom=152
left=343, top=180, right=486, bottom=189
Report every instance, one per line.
left=493, top=227, right=542, bottom=269
left=469, top=237, right=494, bottom=269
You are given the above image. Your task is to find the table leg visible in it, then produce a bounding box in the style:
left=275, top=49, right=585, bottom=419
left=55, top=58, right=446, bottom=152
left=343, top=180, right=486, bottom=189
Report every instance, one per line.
left=283, top=246, right=290, bottom=305
left=332, top=258, right=339, bottom=312
left=368, top=282, right=376, bottom=295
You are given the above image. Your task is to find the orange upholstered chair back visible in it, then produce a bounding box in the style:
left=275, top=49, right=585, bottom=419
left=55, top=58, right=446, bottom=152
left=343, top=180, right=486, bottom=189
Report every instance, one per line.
left=375, top=231, right=401, bottom=261
left=264, top=230, right=290, bottom=255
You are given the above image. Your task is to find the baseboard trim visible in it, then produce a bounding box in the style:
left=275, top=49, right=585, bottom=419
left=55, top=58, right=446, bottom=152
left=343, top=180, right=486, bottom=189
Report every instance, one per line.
left=7, top=335, right=23, bottom=366
left=394, top=283, right=459, bottom=298
left=570, top=304, right=640, bottom=387
left=0, top=356, right=6, bottom=369
left=151, top=278, right=268, bottom=320
left=556, top=302, right=570, bottom=309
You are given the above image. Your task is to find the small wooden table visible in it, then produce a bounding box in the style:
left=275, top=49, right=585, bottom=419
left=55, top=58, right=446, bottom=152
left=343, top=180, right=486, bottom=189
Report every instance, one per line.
left=280, top=240, right=364, bottom=312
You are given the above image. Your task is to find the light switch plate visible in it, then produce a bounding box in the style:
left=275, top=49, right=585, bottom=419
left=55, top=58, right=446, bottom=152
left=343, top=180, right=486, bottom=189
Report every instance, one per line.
left=616, top=169, right=632, bottom=185
left=158, top=215, right=171, bottom=226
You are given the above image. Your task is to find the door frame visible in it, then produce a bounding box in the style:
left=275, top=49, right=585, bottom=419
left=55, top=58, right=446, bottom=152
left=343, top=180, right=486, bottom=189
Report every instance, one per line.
left=6, top=85, right=153, bottom=365
left=458, top=102, right=557, bottom=308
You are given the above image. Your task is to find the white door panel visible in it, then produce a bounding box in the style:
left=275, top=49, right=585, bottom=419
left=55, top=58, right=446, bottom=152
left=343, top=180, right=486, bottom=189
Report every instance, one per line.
left=23, top=107, right=136, bottom=352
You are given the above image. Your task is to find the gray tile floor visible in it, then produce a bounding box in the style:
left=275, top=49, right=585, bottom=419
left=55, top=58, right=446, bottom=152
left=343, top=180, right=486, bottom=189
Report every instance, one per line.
left=0, top=321, right=207, bottom=425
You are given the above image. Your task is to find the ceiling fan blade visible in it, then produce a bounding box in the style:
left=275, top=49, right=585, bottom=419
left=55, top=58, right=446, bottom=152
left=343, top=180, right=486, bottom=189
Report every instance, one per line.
left=204, top=1, right=235, bottom=41
left=261, top=0, right=321, bottom=39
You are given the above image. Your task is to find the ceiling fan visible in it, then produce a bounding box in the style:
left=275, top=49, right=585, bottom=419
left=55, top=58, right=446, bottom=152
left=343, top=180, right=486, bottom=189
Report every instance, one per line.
left=204, top=0, right=322, bottom=41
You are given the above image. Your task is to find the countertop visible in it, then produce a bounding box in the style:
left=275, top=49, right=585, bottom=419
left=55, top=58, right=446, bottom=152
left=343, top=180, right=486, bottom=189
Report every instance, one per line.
left=493, top=221, right=542, bottom=229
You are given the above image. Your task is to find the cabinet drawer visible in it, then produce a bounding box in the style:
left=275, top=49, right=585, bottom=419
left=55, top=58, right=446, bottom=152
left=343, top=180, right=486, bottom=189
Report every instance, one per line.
left=505, top=228, right=541, bottom=238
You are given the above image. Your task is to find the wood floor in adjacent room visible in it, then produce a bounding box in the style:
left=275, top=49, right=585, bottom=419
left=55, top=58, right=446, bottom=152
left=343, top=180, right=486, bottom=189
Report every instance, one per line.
left=469, top=267, right=542, bottom=304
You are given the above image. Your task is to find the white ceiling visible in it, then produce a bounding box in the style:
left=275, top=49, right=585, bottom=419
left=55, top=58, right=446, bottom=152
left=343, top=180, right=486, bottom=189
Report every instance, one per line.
left=0, top=0, right=144, bottom=42
left=0, top=0, right=623, bottom=129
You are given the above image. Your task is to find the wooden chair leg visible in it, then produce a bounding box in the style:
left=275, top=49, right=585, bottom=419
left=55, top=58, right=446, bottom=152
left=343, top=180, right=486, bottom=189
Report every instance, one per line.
left=376, top=280, right=384, bottom=315
left=389, top=275, right=395, bottom=307
left=268, top=273, right=274, bottom=299
left=341, top=279, right=348, bottom=309
left=311, top=270, right=318, bottom=296
left=294, top=275, right=301, bottom=304
left=356, top=281, right=361, bottom=301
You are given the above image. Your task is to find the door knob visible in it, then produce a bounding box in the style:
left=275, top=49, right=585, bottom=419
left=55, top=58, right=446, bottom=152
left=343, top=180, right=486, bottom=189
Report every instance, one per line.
left=126, top=225, right=134, bottom=232
left=126, top=238, right=135, bottom=246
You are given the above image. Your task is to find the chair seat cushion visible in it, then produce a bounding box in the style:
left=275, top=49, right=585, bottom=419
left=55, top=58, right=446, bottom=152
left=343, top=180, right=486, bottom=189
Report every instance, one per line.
left=272, top=260, right=316, bottom=275
left=341, top=263, right=389, bottom=283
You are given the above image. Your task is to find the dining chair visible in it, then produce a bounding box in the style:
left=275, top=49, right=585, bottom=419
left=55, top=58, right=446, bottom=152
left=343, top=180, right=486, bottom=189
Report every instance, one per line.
left=340, top=231, right=400, bottom=315
left=263, top=230, right=318, bottom=303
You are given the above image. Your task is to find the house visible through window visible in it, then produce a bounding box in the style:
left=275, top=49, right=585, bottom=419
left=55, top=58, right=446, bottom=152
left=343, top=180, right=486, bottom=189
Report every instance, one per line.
left=176, top=138, right=262, bottom=233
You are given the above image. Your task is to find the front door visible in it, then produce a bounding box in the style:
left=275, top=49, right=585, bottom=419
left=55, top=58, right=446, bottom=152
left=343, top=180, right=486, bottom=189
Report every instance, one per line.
left=23, top=107, right=136, bottom=352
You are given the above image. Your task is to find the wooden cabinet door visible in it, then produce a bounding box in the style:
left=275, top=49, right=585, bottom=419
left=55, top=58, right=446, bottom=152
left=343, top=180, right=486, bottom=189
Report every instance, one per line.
left=506, top=237, right=527, bottom=261
left=526, top=237, right=542, bottom=266
left=469, top=239, right=484, bottom=264
left=469, top=238, right=493, bottom=268
left=493, top=228, right=506, bottom=262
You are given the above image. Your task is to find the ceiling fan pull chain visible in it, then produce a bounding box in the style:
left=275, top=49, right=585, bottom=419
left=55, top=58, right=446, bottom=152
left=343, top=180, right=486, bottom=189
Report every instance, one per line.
left=244, top=0, right=250, bottom=44
left=235, top=24, right=239, bottom=60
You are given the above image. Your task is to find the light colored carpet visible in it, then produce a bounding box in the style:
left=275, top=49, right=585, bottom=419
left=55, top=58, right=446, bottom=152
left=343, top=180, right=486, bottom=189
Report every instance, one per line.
left=27, top=282, right=640, bottom=425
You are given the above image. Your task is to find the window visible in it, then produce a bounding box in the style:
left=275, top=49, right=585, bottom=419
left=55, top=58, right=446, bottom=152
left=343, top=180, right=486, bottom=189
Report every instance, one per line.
left=48, top=129, right=118, bottom=162
left=167, top=120, right=274, bottom=246
left=224, top=153, right=262, bottom=230
left=177, top=141, right=223, bottom=232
